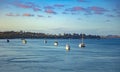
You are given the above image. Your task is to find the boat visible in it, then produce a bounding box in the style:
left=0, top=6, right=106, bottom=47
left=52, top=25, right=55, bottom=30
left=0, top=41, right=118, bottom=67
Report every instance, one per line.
left=54, top=41, right=58, bottom=46
left=79, top=34, right=85, bottom=48
left=22, top=39, right=27, bottom=44
left=66, top=44, right=70, bottom=51
left=79, top=43, right=85, bottom=47
left=54, top=36, right=58, bottom=46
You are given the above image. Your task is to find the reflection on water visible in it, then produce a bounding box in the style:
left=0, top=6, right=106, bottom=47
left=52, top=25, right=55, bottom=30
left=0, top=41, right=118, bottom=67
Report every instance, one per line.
left=0, top=39, right=120, bottom=72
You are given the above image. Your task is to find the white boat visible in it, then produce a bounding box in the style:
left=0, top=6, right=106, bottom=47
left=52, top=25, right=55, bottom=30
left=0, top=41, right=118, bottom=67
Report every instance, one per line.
left=66, top=44, right=70, bottom=51
left=54, top=41, right=58, bottom=46
left=79, top=43, right=85, bottom=47
left=79, top=34, right=85, bottom=48
left=22, top=39, right=27, bottom=44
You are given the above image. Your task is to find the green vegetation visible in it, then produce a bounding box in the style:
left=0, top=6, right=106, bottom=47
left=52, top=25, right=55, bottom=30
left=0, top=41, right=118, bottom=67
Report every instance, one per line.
left=0, top=31, right=100, bottom=39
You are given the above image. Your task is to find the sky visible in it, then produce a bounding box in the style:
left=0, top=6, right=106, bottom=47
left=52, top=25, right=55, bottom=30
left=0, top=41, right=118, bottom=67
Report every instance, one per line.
left=0, top=0, right=120, bottom=35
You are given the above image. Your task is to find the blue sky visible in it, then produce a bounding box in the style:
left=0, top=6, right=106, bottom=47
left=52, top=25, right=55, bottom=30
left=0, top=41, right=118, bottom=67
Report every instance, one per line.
left=0, top=0, right=120, bottom=35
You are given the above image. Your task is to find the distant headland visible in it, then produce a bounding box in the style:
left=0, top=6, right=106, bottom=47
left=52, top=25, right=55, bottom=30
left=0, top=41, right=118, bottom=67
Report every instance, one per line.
left=0, top=31, right=119, bottom=39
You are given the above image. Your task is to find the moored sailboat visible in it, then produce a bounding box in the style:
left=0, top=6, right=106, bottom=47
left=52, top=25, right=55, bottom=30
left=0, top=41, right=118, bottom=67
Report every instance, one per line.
left=54, top=41, right=58, bottom=46
left=79, top=34, right=85, bottom=48
left=66, top=44, right=70, bottom=51
left=65, top=38, right=71, bottom=51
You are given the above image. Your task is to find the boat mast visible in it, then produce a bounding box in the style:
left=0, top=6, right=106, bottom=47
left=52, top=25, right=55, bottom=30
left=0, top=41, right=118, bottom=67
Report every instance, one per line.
left=81, top=34, right=84, bottom=43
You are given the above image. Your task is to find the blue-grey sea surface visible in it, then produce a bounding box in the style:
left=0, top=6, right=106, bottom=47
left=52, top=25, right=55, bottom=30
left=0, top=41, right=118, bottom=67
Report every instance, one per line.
left=0, top=39, right=120, bottom=72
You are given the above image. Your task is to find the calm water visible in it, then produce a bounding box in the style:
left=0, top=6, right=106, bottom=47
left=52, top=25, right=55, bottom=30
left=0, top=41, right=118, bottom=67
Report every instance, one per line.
left=0, top=39, right=120, bottom=72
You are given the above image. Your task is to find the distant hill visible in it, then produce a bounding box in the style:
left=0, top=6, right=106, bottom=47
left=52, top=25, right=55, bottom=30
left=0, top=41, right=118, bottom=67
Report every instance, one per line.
left=106, top=35, right=120, bottom=38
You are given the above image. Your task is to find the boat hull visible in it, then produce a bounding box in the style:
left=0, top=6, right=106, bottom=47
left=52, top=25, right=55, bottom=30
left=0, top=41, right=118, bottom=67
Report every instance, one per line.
left=66, top=44, right=70, bottom=51
left=79, top=43, right=85, bottom=48
left=54, top=42, right=58, bottom=46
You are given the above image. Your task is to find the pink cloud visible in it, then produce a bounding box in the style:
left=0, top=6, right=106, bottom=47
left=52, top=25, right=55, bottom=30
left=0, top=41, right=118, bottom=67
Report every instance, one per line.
left=44, top=6, right=54, bottom=9
left=65, top=6, right=87, bottom=14
left=45, top=9, right=56, bottom=14
left=72, top=6, right=85, bottom=11
left=89, top=6, right=108, bottom=14
left=54, top=4, right=65, bottom=7
left=77, top=0, right=88, bottom=2
left=14, top=3, right=32, bottom=9
left=65, top=6, right=107, bottom=15
left=33, top=7, right=41, bottom=11
left=11, top=2, right=42, bottom=12
left=23, top=13, right=34, bottom=17
left=65, top=6, right=85, bottom=12
left=77, top=0, right=85, bottom=2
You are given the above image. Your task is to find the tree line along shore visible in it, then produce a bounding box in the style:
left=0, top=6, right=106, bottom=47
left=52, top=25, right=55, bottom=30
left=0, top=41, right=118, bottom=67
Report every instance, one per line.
left=0, top=31, right=102, bottom=39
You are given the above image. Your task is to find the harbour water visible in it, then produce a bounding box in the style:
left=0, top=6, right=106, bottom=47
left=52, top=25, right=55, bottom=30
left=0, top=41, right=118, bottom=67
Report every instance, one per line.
left=0, top=39, right=120, bottom=72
